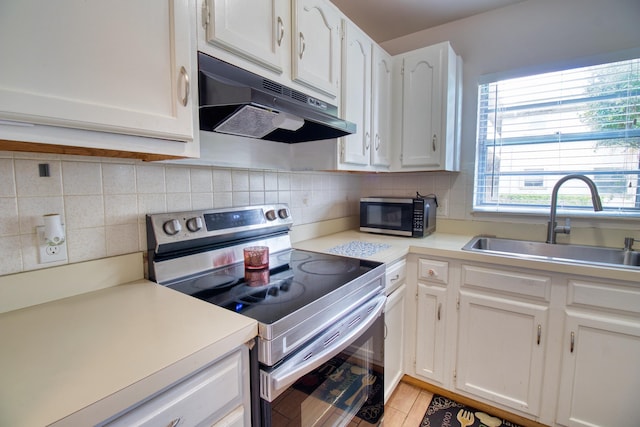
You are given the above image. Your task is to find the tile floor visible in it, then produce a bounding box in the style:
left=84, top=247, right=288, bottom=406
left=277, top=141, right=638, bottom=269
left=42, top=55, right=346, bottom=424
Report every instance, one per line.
left=384, top=381, right=433, bottom=426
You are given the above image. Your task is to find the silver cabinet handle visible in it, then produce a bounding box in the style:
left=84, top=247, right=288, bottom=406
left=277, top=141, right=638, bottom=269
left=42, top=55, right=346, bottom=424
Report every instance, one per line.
left=179, top=66, right=190, bottom=107
left=365, top=132, right=370, bottom=149
left=570, top=331, right=575, bottom=353
left=375, top=134, right=380, bottom=151
left=537, top=324, right=542, bottom=345
left=299, top=32, right=306, bottom=59
left=390, top=274, right=400, bottom=282
left=167, top=418, right=181, bottom=427
left=277, top=16, right=284, bottom=46
left=437, top=303, right=441, bottom=321
left=432, top=134, right=437, bottom=151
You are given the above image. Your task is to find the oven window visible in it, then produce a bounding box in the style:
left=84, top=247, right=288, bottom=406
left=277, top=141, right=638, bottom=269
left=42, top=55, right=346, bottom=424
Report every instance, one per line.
left=264, top=316, right=384, bottom=426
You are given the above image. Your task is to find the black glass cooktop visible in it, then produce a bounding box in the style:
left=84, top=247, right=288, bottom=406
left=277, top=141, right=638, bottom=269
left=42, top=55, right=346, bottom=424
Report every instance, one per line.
left=167, top=249, right=382, bottom=325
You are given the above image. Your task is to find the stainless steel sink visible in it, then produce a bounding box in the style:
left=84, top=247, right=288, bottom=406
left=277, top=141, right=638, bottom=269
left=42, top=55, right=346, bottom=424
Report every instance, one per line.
left=462, top=236, right=640, bottom=269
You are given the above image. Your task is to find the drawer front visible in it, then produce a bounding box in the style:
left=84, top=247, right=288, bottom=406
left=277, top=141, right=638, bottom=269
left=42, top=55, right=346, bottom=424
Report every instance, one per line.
left=418, top=259, right=449, bottom=285
left=106, top=348, right=245, bottom=427
left=462, top=264, right=551, bottom=301
left=386, top=259, right=407, bottom=294
left=567, top=279, right=640, bottom=315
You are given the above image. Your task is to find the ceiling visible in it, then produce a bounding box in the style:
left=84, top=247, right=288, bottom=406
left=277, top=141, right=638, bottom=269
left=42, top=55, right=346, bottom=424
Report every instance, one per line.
left=329, top=0, right=526, bottom=43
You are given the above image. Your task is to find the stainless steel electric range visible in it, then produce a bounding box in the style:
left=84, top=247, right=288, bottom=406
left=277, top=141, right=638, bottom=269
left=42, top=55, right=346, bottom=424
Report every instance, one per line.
left=147, top=204, right=386, bottom=427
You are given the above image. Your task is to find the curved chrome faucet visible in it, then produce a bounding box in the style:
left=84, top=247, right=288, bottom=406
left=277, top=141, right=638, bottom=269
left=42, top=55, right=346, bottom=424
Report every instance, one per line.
left=546, top=174, right=603, bottom=244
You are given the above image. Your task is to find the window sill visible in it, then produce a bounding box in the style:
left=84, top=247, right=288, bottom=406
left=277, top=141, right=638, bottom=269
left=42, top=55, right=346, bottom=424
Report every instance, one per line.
left=471, top=206, right=640, bottom=221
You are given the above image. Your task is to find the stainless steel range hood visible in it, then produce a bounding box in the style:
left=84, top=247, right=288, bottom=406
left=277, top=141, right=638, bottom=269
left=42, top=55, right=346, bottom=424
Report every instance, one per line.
left=198, top=52, right=356, bottom=143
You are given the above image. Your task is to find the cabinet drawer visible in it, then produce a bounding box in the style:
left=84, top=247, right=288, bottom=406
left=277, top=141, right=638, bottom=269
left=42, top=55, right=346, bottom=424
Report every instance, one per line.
left=462, top=264, right=550, bottom=301
left=418, top=259, right=448, bottom=285
left=386, top=259, right=407, bottom=294
left=105, top=348, right=245, bottom=427
left=567, top=279, right=640, bottom=315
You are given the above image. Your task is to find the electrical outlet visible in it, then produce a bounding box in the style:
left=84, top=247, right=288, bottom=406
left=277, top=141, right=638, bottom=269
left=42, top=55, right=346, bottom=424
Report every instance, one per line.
left=37, top=226, right=68, bottom=264
left=437, top=198, right=449, bottom=216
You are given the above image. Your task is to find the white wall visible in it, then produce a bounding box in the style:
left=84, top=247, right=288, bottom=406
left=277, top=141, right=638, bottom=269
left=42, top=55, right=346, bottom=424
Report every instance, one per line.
left=381, top=0, right=640, bottom=223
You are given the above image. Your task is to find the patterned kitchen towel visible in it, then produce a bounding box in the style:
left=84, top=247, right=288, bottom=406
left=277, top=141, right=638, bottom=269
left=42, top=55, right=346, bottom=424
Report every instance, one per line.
left=420, top=394, right=524, bottom=427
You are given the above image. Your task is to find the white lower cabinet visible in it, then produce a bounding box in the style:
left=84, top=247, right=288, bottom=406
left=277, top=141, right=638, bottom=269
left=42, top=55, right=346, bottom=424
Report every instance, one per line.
left=104, top=347, right=249, bottom=427
left=412, top=258, right=449, bottom=386
left=455, top=265, right=550, bottom=417
left=555, top=278, right=640, bottom=427
left=415, top=282, right=447, bottom=384
left=384, top=258, right=407, bottom=402
left=406, top=255, right=640, bottom=426
left=384, top=283, right=406, bottom=402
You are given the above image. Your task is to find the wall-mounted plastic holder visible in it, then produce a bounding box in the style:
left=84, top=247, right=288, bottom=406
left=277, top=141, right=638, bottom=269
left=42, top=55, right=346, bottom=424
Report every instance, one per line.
left=37, top=214, right=68, bottom=264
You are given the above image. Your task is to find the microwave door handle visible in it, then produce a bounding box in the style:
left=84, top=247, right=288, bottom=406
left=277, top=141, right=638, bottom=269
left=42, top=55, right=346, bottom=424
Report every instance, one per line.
left=261, top=295, right=385, bottom=401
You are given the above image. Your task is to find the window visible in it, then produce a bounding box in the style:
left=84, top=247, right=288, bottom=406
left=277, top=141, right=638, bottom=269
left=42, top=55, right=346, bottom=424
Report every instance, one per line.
left=474, top=57, right=640, bottom=215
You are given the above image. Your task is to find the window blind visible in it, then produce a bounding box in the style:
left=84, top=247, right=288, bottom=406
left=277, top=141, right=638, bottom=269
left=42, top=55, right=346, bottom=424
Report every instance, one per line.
left=475, top=57, right=640, bottom=214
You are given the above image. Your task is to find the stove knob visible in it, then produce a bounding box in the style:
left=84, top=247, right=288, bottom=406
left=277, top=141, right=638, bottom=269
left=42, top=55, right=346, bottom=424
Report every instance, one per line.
left=162, top=219, right=182, bottom=236
left=278, top=208, right=289, bottom=219
left=265, top=209, right=277, bottom=221
left=186, top=216, right=203, bottom=232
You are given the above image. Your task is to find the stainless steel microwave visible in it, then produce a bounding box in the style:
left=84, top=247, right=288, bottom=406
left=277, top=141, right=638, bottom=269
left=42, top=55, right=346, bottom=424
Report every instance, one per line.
left=360, top=197, right=437, bottom=237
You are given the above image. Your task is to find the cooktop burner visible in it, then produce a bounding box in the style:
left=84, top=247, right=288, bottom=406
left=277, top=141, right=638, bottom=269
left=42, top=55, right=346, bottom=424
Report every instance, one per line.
left=298, top=258, right=358, bottom=275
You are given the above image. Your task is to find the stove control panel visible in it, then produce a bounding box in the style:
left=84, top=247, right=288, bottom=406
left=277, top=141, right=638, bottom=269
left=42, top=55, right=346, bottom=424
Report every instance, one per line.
left=147, top=204, right=293, bottom=250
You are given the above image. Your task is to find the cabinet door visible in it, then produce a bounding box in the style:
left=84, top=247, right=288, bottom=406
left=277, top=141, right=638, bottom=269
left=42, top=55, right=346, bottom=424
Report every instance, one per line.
left=556, top=312, right=640, bottom=427
left=371, top=45, right=392, bottom=168
left=291, top=0, right=341, bottom=98
left=0, top=0, right=193, bottom=141
left=339, top=20, right=372, bottom=167
left=205, top=0, right=287, bottom=74
left=399, top=45, right=442, bottom=168
left=384, top=283, right=406, bottom=402
left=105, top=348, right=247, bottom=427
left=415, top=282, right=447, bottom=384
left=456, top=290, right=547, bottom=416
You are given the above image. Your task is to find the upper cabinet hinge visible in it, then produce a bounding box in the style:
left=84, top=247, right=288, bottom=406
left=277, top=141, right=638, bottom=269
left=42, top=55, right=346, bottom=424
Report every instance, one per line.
left=202, top=1, right=210, bottom=28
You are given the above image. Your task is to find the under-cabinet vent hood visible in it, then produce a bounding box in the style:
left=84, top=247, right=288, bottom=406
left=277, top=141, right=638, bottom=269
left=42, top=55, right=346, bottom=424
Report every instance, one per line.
left=198, top=52, right=356, bottom=143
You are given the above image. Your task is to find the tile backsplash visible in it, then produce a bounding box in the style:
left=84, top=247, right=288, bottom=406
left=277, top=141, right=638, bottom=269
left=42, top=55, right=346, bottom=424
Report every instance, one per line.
left=0, top=151, right=454, bottom=276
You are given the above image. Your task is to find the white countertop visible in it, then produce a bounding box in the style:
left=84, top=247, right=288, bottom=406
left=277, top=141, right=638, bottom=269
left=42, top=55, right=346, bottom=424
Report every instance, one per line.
left=294, top=230, right=640, bottom=283
left=0, top=279, right=257, bottom=427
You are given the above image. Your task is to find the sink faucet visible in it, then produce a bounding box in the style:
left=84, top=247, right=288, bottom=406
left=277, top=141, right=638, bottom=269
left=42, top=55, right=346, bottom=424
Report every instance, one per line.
left=546, top=174, right=603, bottom=244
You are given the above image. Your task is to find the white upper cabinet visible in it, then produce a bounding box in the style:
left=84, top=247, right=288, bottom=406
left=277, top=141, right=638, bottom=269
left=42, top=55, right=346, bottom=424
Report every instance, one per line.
left=291, top=0, right=342, bottom=98
left=203, top=0, right=287, bottom=74
left=339, top=19, right=372, bottom=168
left=370, top=45, right=393, bottom=169
left=313, top=22, right=391, bottom=172
left=0, top=0, right=194, bottom=145
left=392, top=41, right=461, bottom=171
left=199, top=0, right=339, bottom=104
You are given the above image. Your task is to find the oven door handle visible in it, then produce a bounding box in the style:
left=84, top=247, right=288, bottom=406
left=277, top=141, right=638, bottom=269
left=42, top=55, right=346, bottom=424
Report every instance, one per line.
left=261, top=294, right=386, bottom=401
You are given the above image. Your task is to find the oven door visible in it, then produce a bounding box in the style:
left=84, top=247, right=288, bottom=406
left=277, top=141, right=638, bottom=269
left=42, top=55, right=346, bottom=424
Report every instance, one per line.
left=359, top=198, right=414, bottom=237
left=259, top=294, right=385, bottom=427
